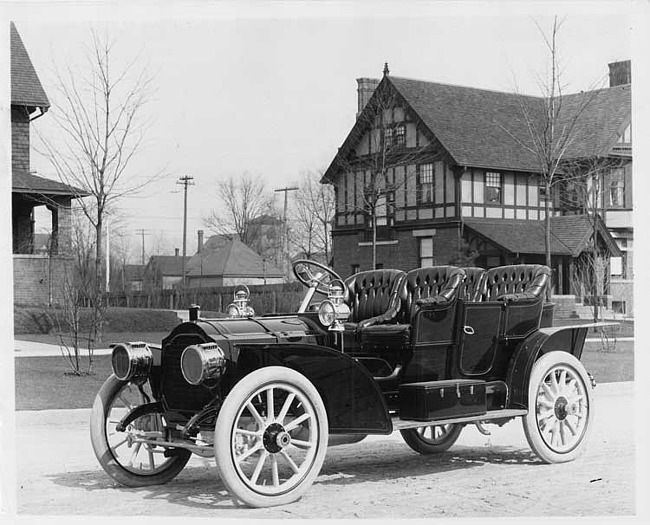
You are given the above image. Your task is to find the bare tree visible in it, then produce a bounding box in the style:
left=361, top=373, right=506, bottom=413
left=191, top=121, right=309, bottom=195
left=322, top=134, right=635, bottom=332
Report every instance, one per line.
left=561, top=156, right=627, bottom=322
left=205, top=173, right=274, bottom=246
left=500, top=16, right=603, bottom=297
left=35, top=30, right=156, bottom=298
left=290, top=170, right=336, bottom=263
left=331, top=78, right=440, bottom=268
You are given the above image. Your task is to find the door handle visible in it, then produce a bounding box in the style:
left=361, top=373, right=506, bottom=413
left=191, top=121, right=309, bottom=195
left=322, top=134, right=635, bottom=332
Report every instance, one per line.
left=463, top=325, right=475, bottom=335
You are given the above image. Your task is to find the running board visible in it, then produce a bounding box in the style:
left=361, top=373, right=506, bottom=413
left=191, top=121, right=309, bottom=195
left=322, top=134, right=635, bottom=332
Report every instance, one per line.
left=393, top=408, right=528, bottom=431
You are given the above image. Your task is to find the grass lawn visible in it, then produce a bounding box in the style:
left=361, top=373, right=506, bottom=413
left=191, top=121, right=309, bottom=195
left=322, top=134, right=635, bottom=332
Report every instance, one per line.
left=15, top=340, right=634, bottom=411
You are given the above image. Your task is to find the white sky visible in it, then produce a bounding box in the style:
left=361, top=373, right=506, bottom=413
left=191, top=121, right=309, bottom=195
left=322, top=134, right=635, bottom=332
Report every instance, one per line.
left=1, top=1, right=644, bottom=261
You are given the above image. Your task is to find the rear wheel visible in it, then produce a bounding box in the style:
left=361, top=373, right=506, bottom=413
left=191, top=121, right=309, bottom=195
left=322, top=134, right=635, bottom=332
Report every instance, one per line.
left=522, top=352, right=594, bottom=463
left=90, top=375, right=191, bottom=486
left=400, top=424, right=462, bottom=454
left=214, top=366, right=328, bottom=507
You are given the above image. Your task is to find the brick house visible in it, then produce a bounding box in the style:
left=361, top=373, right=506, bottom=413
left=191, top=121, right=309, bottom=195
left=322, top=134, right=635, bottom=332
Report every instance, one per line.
left=11, top=22, right=87, bottom=306
left=323, top=63, right=632, bottom=314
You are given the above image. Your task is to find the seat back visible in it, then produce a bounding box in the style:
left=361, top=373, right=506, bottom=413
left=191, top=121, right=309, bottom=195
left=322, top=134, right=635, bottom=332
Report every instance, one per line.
left=399, top=266, right=465, bottom=322
left=344, top=269, right=406, bottom=324
left=478, top=264, right=550, bottom=302
left=459, top=267, right=486, bottom=302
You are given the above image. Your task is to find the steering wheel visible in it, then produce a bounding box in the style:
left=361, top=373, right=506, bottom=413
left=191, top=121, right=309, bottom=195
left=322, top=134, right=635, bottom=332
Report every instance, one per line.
left=292, top=260, right=344, bottom=295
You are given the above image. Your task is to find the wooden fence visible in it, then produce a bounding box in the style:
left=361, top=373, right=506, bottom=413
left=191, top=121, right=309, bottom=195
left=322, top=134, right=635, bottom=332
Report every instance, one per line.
left=105, top=282, right=307, bottom=316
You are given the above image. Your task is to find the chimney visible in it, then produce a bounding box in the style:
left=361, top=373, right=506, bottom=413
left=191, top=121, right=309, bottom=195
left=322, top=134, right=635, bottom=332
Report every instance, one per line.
left=608, top=60, right=631, bottom=87
left=356, top=78, right=380, bottom=118
left=197, top=229, right=204, bottom=253
left=175, top=248, right=179, bottom=257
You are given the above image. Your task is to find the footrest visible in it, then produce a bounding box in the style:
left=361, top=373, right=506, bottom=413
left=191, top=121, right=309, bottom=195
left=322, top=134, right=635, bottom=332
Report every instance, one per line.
left=399, top=379, right=487, bottom=421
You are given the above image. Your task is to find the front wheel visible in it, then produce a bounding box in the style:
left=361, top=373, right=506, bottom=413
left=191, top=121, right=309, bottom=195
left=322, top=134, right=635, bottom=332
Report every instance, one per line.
left=522, top=352, right=594, bottom=463
left=214, top=366, right=329, bottom=507
left=90, top=375, right=191, bottom=486
left=400, top=424, right=462, bottom=454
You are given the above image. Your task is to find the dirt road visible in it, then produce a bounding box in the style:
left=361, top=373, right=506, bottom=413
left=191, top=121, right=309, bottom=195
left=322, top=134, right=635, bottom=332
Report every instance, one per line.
left=14, top=382, right=634, bottom=519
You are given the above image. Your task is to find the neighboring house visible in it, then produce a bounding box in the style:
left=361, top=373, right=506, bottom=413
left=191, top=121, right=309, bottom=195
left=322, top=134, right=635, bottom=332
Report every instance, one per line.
left=144, top=253, right=191, bottom=290
left=185, top=234, right=284, bottom=288
left=323, top=62, right=632, bottom=314
left=11, top=22, right=88, bottom=305
left=121, top=264, right=146, bottom=292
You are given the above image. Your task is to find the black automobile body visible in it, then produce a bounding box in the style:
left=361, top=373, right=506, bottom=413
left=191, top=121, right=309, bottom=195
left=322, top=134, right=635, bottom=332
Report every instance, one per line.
left=91, top=261, right=601, bottom=507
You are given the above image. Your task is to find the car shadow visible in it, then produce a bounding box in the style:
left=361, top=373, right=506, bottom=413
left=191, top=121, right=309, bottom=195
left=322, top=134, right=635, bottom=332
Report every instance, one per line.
left=315, top=441, right=541, bottom=486
left=44, top=464, right=243, bottom=511
left=42, top=442, right=543, bottom=511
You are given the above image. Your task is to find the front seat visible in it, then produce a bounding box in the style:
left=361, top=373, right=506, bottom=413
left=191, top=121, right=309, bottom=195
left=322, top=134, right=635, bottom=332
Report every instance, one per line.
left=343, top=269, right=407, bottom=331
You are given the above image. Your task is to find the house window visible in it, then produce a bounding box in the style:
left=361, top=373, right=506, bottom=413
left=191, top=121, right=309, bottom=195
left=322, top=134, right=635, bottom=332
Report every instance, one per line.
left=384, top=124, right=406, bottom=148
left=485, top=172, right=502, bottom=204
left=418, top=163, right=434, bottom=204
left=419, top=237, right=435, bottom=267
left=609, top=169, right=625, bottom=208
left=394, top=124, right=405, bottom=147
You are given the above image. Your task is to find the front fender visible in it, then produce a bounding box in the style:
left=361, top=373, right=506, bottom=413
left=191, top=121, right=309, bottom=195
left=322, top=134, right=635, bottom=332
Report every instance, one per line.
left=506, top=324, right=590, bottom=409
left=230, top=343, right=392, bottom=434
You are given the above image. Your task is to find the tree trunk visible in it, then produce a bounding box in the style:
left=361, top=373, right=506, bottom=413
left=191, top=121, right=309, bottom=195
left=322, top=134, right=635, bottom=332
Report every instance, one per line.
left=544, top=178, right=552, bottom=300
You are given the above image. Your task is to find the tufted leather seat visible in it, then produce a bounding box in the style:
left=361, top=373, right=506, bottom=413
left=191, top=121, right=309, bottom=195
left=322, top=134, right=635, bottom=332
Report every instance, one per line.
left=459, top=267, right=487, bottom=302
left=477, top=264, right=551, bottom=303
left=343, top=269, right=406, bottom=330
left=398, top=266, right=466, bottom=322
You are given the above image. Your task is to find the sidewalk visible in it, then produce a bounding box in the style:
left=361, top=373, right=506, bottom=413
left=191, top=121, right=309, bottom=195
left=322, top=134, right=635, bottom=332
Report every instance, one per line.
left=14, top=340, right=112, bottom=357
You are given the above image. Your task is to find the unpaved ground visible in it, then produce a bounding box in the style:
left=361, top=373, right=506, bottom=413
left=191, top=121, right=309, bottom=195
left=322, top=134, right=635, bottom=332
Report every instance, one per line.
left=14, top=382, right=635, bottom=519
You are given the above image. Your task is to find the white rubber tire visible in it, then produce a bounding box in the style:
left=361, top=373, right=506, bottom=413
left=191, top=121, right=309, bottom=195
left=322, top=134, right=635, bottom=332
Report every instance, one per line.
left=522, top=352, right=594, bottom=463
left=214, top=366, right=329, bottom=507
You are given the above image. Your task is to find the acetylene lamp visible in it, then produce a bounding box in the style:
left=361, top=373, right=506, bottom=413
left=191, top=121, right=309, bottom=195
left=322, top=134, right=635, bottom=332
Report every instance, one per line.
left=318, top=279, right=350, bottom=331
left=226, top=284, right=255, bottom=318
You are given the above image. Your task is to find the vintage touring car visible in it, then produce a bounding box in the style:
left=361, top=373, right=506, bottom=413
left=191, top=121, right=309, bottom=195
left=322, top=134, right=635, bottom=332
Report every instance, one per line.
left=91, top=261, right=599, bottom=507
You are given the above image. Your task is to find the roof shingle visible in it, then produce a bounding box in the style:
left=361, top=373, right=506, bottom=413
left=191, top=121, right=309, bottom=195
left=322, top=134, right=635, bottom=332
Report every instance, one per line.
left=10, top=22, right=49, bottom=109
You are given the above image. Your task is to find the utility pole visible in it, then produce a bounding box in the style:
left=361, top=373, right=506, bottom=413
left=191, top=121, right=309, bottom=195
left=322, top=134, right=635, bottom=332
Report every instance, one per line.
left=275, top=186, right=298, bottom=276
left=135, top=229, right=149, bottom=265
left=177, top=175, right=195, bottom=289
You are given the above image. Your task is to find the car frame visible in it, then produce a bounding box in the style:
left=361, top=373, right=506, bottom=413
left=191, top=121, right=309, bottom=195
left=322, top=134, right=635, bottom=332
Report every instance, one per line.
left=90, top=260, right=604, bottom=507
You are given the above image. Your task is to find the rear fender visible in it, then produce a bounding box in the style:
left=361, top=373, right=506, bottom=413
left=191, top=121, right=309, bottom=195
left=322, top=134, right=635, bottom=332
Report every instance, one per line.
left=506, top=325, right=589, bottom=408
left=231, top=343, right=392, bottom=434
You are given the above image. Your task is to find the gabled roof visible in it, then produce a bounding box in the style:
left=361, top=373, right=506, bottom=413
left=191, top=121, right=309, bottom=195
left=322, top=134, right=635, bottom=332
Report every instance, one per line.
left=10, top=22, right=49, bottom=109
left=323, top=73, right=631, bottom=181
left=123, top=264, right=146, bottom=281
left=147, top=255, right=191, bottom=277
left=464, top=216, right=621, bottom=257
left=12, top=170, right=89, bottom=197
left=185, top=235, right=284, bottom=279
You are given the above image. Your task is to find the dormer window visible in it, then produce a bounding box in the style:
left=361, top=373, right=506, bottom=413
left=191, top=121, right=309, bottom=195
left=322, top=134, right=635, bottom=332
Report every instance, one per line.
left=617, top=123, right=631, bottom=143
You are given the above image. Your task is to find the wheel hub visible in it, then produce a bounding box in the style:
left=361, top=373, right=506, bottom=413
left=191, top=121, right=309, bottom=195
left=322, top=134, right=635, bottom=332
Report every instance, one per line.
left=554, top=396, right=569, bottom=420
left=263, top=423, right=290, bottom=453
